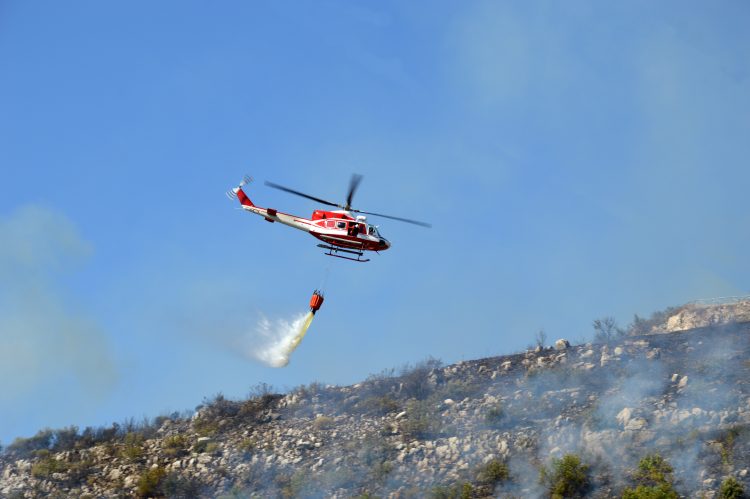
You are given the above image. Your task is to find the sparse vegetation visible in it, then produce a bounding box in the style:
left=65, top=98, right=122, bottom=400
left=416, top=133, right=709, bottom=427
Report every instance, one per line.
left=313, top=415, right=335, bottom=430
left=632, top=454, right=674, bottom=484
left=31, top=452, right=68, bottom=478
left=484, top=404, right=505, bottom=428
left=475, top=459, right=509, bottom=486
left=622, top=454, right=679, bottom=499
left=163, top=434, right=189, bottom=458
left=536, top=329, right=548, bottom=349
left=430, top=482, right=474, bottom=499
left=718, top=426, right=742, bottom=465
left=593, top=316, right=624, bottom=342
left=137, top=466, right=167, bottom=498
left=400, top=400, right=440, bottom=441
left=2, top=313, right=750, bottom=498
left=121, top=431, right=145, bottom=462
left=399, top=357, right=443, bottom=400
left=719, top=477, right=746, bottom=499
left=539, top=453, right=590, bottom=499
left=192, top=438, right=218, bottom=454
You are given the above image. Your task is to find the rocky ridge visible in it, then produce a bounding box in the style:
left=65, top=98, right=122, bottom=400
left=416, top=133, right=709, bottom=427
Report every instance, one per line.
left=1, top=307, right=750, bottom=498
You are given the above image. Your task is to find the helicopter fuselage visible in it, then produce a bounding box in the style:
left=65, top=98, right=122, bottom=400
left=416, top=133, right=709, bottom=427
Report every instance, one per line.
left=235, top=186, right=390, bottom=252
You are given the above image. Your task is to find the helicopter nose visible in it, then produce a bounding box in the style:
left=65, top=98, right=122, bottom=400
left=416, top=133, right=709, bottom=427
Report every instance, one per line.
left=379, top=238, right=391, bottom=249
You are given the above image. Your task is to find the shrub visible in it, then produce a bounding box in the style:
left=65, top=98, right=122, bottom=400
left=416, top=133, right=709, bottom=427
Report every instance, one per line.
left=193, top=418, right=220, bottom=437
left=7, top=429, right=54, bottom=457
left=622, top=454, right=679, bottom=498
left=400, top=400, right=440, bottom=441
left=719, top=426, right=742, bottom=465
left=633, top=454, right=673, bottom=485
left=355, top=394, right=402, bottom=415
left=719, top=477, right=746, bottom=499
left=436, top=379, right=480, bottom=402
left=137, top=466, right=167, bottom=497
left=593, top=317, right=624, bottom=342
left=371, top=460, right=394, bottom=481
left=621, top=484, right=679, bottom=499
left=192, top=438, right=218, bottom=454
left=163, top=434, right=189, bottom=458
left=31, top=455, right=68, bottom=478
left=476, top=459, right=509, bottom=485
left=539, top=454, right=590, bottom=499
left=313, top=415, right=335, bottom=430
left=161, top=472, right=203, bottom=498
left=430, top=482, right=474, bottom=499
left=121, top=432, right=145, bottom=462
left=239, top=438, right=256, bottom=454
left=484, top=404, right=505, bottom=429
left=52, top=426, right=79, bottom=452
left=399, top=357, right=443, bottom=400
left=275, top=470, right=309, bottom=499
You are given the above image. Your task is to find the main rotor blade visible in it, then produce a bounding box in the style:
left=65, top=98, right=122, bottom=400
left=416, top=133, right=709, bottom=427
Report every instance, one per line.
left=264, top=181, right=341, bottom=208
left=351, top=209, right=432, bottom=228
left=345, top=174, right=363, bottom=210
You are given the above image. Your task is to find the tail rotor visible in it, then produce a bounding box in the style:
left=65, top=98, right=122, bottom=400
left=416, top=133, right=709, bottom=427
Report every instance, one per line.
left=226, top=174, right=253, bottom=200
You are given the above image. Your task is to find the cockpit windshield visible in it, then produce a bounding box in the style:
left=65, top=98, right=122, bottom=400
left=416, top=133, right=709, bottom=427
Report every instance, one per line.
left=368, top=226, right=378, bottom=236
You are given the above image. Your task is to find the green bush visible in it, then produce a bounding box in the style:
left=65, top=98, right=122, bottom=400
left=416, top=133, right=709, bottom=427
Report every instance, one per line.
left=476, top=459, right=509, bottom=485
left=7, top=429, right=54, bottom=457
left=430, top=482, right=474, bottom=499
left=161, top=472, right=203, bottom=498
left=633, top=454, right=674, bottom=485
left=163, top=434, right=189, bottom=458
left=539, top=454, right=590, bottom=499
left=193, top=418, right=220, bottom=437
left=137, top=466, right=167, bottom=498
left=192, top=438, right=218, bottom=454
left=719, top=477, right=746, bottom=499
left=400, top=400, right=440, bottom=441
left=31, top=455, right=68, bottom=478
left=621, top=484, right=679, bottom=499
left=622, top=454, right=679, bottom=498
left=121, top=432, right=145, bottom=462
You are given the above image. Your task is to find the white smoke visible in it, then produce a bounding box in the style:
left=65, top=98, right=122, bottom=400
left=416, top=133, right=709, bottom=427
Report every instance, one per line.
left=241, top=312, right=312, bottom=368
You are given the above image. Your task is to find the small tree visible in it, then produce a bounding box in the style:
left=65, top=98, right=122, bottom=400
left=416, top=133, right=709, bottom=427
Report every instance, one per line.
left=628, top=314, right=650, bottom=336
left=536, top=329, right=548, bottom=349
left=622, top=454, right=679, bottom=498
left=719, top=477, right=746, bottom=499
left=539, top=453, right=590, bottom=498
left=592, top=317, right=623, bottom=342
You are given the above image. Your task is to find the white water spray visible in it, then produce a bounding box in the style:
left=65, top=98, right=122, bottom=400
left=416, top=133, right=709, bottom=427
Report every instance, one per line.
left=243, top=311, right=315, bottom=367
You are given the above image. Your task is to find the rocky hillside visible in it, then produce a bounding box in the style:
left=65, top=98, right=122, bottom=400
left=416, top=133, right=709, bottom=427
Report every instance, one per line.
left=2, top=305, right=750, bottom=498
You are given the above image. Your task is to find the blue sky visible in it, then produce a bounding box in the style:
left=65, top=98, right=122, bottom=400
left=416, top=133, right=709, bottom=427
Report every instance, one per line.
left=1, top=1, right=749, bottom=444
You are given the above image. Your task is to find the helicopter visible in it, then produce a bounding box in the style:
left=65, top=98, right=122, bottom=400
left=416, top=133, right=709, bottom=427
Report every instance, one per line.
left=227, top=174, right=431, bottom=262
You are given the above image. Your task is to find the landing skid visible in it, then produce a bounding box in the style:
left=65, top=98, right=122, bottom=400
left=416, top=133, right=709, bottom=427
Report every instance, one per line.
left=317, top=244, right=370, bottom=262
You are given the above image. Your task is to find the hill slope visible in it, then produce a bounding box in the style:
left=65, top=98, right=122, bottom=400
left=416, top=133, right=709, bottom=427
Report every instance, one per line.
left=2, top=307, right=749, bottom=498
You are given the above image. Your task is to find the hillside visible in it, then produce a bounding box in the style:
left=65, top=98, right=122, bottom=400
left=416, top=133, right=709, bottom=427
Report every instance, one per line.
left=1, top=304, right=749, bottom=498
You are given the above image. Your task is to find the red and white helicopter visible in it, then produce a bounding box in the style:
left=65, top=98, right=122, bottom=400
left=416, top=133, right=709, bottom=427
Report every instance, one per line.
left=227, top=174, right=431, bottom=262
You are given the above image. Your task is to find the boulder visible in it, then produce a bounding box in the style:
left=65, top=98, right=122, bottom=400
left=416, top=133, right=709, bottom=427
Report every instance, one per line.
left=616, top=407, right=633, bottom=426
left=555, top=339, right=570, bottom=350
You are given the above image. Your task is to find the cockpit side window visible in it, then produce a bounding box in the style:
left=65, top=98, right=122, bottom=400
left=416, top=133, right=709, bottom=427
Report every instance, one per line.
left=368, top=226, right=375, bottom=235
left=336, top=221, right=346, bottom=229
